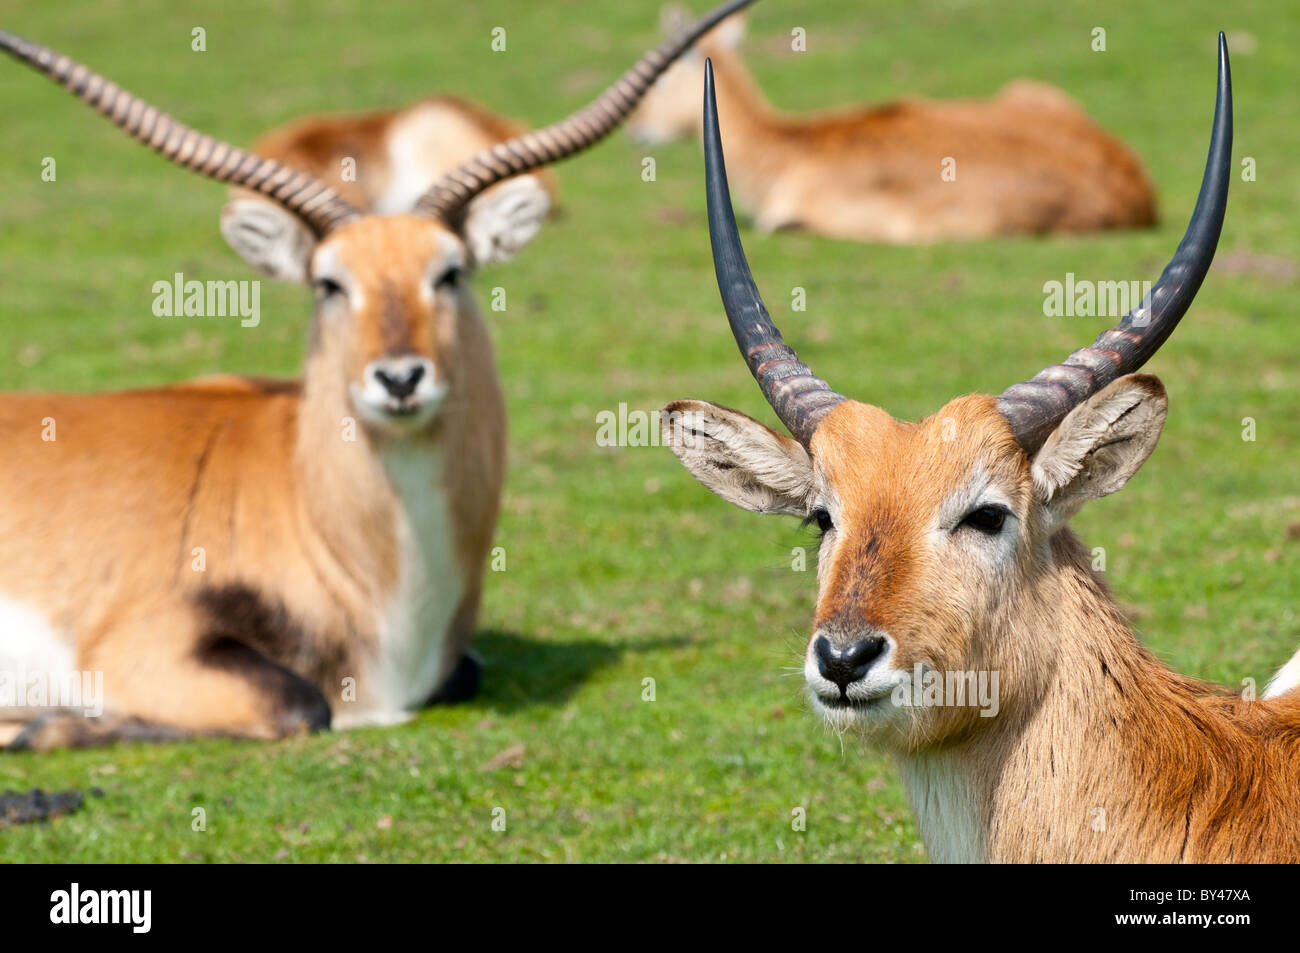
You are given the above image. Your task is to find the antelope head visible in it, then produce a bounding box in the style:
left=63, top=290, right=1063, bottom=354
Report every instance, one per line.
left=0, top=0, right=755, bottom=436
left=664, top=43, right=1231, bottom=750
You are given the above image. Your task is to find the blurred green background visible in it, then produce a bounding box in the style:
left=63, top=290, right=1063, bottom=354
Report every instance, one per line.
left=0, top=0, right=1296, bottom=861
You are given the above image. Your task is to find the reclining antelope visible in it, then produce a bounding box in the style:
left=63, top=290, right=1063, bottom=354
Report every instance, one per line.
left=664, top=42, right=1300, bottom=862
left=223, top=94, right=557, bottom=273
left=628, top=7, right=1157, bottom=241
left=0, top=0, right=753, bottom=751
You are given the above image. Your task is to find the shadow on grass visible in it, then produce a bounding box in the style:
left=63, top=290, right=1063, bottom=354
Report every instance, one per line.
left=471, top=629, right=693, bottom=712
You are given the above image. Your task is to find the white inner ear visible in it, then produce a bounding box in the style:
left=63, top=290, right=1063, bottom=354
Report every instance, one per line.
left=220, top=197, right=315, bottom=282
left=661, top=400, right=813, bottom=516
left=462, top=175, right=551, bottom=266
left=713, top=12, right=748, bottom=48
left=1030, top=375, right=1167, bottom=524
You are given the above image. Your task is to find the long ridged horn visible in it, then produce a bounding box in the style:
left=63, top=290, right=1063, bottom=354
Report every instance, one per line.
left=702, top=59, right=844, bottom=447
left=997, top=33, right=1233, bottom=452
left=413, top=0, right=758, bottom=226
left=0, top=29, right=363, bottom=237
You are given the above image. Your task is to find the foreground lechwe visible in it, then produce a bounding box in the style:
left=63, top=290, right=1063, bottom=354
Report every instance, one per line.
left=628, top=7, right=1156, bottom=241
left=0, top=0, right=754, bottom=750
left=663, top=42, right=1300, bottom=862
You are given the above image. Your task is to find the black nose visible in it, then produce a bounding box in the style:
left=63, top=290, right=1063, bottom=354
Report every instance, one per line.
left=374, top=363, right=425, bottom=399
left=814, top=635, right=885, bottom=692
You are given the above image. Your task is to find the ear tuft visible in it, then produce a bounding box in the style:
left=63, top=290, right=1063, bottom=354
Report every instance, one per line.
left=220, top=197, right=315, bottom=282
left=1031, top=374, right=1167, bottom=522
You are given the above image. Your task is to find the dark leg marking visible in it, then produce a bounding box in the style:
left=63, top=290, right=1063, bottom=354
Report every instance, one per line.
left=194, top=584, right=333, bottom=734
left=195, top=636, right=331, bottom=735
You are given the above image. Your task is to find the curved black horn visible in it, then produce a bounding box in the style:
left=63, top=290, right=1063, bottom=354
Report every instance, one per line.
left=997, top=32, right=1233, bottom=452
left=702, top=59, right=844, bottom=446
left=415, top=0, right=758, bottom=226
left=0, top=29, right=363, bottom=237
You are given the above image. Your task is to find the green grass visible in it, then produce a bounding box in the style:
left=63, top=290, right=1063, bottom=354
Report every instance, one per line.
left=0, top=0, right=1296, bottom=862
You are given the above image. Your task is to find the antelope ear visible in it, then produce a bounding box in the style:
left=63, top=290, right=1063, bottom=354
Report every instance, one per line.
left=1030, top=374, right=1168, bottom=525
left=220, top=197, right=316, bottom=282
left=660, top=3, right=692, bottom=36
left=662, top=4, right=744, bottom=48
left=462, top=175, right=552, bottom=266
left=712, top=10, right=748, bottom=49
left=661, top=399, right=813, bottom=516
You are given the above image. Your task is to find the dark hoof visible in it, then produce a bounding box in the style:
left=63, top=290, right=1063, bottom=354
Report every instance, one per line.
left=429, top=654, right=481, bottom=705
left=275, top=679, right=332, bottom=736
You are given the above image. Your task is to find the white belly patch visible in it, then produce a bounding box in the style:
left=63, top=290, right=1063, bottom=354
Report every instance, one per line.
left=0, top=593, right=90, bottom=718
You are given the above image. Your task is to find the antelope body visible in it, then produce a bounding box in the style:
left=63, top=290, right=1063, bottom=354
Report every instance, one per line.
left=0, top=0, right=754, bottom=750
left=664, top=43, right=1300, bottom=862
left=629, top=11, right=1157, bottom=241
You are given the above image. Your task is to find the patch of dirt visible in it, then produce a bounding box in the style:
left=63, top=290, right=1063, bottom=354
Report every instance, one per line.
left=0, top=788, right=86, bottom=826
left=479, top=743, right=526, bottom=772
left=1215, top=251, right=1300, bottom=281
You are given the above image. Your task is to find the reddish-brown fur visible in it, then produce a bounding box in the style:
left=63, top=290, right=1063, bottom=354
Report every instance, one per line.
left=242, top=95, right=556, bottom=213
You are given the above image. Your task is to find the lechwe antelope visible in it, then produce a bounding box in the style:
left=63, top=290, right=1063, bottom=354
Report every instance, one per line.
left=223, top=95, right=557, bottom=271
left=628, top=7, right=1156, bottom=241
left=0, top=0, right=753, bottom=751
left=665, top=44, right=1300, bottom=863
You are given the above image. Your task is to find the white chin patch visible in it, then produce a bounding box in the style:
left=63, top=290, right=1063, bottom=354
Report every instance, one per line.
left=803, top=637, right=907, bottom=727
left=350, top=373, right=447, bottom=432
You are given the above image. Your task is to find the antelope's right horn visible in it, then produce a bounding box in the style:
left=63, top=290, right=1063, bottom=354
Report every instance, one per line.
left=996, top=33, right=1233, bottom=453
left=413, top=0, right=759, bottom=227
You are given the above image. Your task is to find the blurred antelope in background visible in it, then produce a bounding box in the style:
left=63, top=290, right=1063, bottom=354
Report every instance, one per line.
left=665, top=44, right=1300, bottom=862
left=223, top=94, right=557, bottom=273
left=628, top=7, right=1157, bottom=241
left=0, top=0, right=753, bottom=751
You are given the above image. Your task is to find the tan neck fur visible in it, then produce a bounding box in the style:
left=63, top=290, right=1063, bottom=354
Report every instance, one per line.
left=902, top=532, right=1300, bottom=863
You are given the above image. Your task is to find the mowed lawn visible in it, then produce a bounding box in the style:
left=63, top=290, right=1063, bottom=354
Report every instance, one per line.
left=0, top=0, right=1296, bottom=862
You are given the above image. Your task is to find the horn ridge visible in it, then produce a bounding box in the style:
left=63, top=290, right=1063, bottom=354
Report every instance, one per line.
left=997, top=32, right=1233, bottom=452
left=0, top=28, right=363, bottom=237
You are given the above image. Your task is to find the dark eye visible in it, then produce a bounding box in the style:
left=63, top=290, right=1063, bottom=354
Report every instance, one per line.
left=803, top=508, right=834, bottom=535
left=314, top=277, right=344, bottom=299
left=434, top=266, right=462, bottom=291
left=961, top=505, right=1007, bottom=535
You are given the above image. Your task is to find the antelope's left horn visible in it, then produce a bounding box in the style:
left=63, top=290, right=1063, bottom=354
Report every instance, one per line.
left=701, top=59, right=844, bottom=447
left=996, top=32, right=1233, bottom=452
